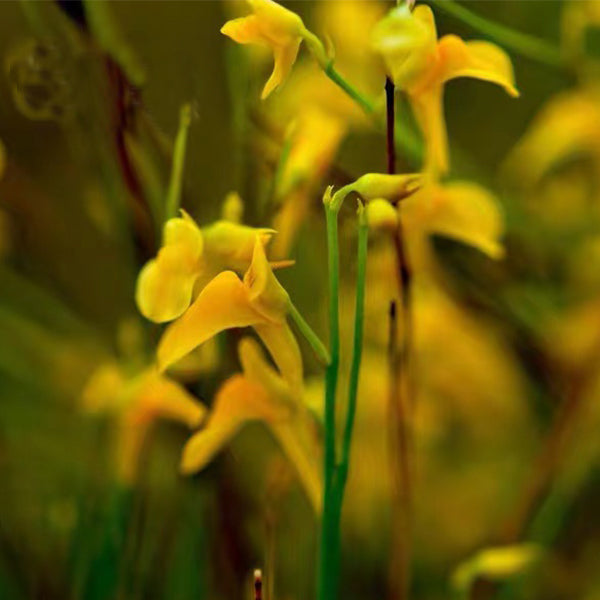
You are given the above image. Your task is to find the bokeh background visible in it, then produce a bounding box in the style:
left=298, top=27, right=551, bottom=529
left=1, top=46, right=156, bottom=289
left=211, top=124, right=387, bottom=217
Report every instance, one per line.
left=0, top=1, right=599, bottom=599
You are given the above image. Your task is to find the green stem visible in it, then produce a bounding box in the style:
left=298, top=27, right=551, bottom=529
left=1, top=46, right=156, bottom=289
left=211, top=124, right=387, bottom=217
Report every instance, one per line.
left=317, top=194, right=341, bottom=600
left=324, top=63, right=375, bottom=115
left=339, top=203, right=368, bottom=473
left=429, top=0, right=563, bottom=69
left=165, top=104, right=192, bottom=221
left=289, top=302, right=331, bottom=366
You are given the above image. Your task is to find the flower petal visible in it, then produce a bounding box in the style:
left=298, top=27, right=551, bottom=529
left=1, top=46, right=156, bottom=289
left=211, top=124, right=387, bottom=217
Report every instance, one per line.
left=157, top=271, right=262, bottom=372
left=438, top=36, right=519, bottom=97
left=179, top=374, right=275, bottom=474
left=422, top=182, right=505, bottom=259
left=254, top=321, right=303, bottom=391
left=134, top=370, right=207, bottom=428
left=221, top=15, right=265, bottom=45
left=409, top=85, right=448, bottom=175
left=262, top=38, right=301, bottom=99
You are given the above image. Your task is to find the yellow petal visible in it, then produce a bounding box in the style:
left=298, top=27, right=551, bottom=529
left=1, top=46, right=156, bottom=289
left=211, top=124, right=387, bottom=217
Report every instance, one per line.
left=133, top=370, right=207, bottom=428
left=438, top=36, right=519, bottom=97
left=409, top=85, right=448, bottom=175
left=335, top=172, right=422, bottom=206
left=221, top=15, right=265, bottom=45
left=238, top=336, right=296, bottom=404
left=254, top=322, right=303, bottom=391
left=157, top=271, right=261, bottom=372
left=409, top=182, right=505, bottom=259
left=371, top=3, right=437, bottom=88
left=221, top=191, right=244, bottom=223
left=366, top=198, right=399, bottom=232
left=243, top=236, right=291, bottom=322
left=80, top=362, right=125, bottom=414
left=271, top=421, right=321, bottom=512
left=262, top=38, right=301, bottom=99
left=179, top=374, right=276, bottom=474
left=249, top=0, right=306, bottom=44
left=135, top=214, right=204, bottom=323
left=115, top=417, right=149, bottom=485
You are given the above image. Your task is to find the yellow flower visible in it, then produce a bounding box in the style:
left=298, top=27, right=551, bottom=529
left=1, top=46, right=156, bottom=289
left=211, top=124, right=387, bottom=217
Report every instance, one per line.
left=81, top=363, right=206, bottom=484
left=157, top=236, right=302, bottom=389
left=180, top=337, right=321, bottom=511
left=402, top=179, right=505, bottom=260
left=372, top=4, right=519, bottom=174
left=221, top=0, right=318, bottom=99
left=135, top=209, right=273, bottom=323
left=504, top=88, right=600, bottom=187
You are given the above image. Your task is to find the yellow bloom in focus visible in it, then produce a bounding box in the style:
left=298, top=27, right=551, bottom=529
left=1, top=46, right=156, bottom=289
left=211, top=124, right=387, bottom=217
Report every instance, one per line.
left=81, top=363, right=206, bottom=484
left=157, top=236, right=302, bottom=390
left=372, top=4, right=519, bottom=174
left=221, top=0, right=314, bottom=99
left=180, top=337, right=321, bottom=511
left=135, top=209, right=273, bottom=323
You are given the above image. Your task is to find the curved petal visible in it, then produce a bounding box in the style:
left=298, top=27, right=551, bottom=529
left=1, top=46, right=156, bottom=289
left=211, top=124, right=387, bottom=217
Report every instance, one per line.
left=438, top=36, right=519, bottom=97
left=179, top=374, right=276, bottom=474
left=157, top=271, right=261, bottom=372
left=262, top=38, right=301, bottom=99
left=254, top=321, right=303, bottom=391
left=427, top=182, right=505, bottom=259
left=134, top=371, right=207, bottom=428
left=135, top=258, right=198, bottom=323
left=221, top=15, right=265, bottom=45
left=409, top=85, right=448, bottom=174
left=244, top=237, right=290, bottom=322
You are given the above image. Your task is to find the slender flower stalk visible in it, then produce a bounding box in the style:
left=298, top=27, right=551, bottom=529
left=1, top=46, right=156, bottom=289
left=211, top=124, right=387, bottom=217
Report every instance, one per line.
left=289, top=302, right=331, bottom=366
left=386, top=76, right=414, bottom=600
left=165, top=103, right=192, bottom=221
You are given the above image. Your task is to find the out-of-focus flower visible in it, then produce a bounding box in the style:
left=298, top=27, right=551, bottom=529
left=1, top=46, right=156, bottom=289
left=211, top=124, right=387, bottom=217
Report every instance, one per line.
left=180, top=337, right=320, bottom=511
left=157, top=237, right=302, bottom=389
left=562, top=0, right=600, bottom=70
left=452, top=544, right=542, bottom=593
left=135, top=209, right=273, bottom=323
left=272, top=107, right=346, bottom=256
left=81, top=363, right=206, bottom=483
left=221, top=191, right=244, bottom=223
left=372, top=4, right=519, bottom=174
left=221, top=0, right=326, bottom=99
left=504, top=88, right=600, bottom=187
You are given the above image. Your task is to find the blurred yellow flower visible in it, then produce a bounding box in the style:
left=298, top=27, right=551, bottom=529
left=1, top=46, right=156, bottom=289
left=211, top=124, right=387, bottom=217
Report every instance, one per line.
left=81, top=363, right=206, bottom=483
left=157, top=236, right=302, bottom=389
left=135, top=209, right=273, bottom=323
left=504, top=88, right=600, bottom=187
left=372, top=4, right=519, bottom=174
left=180, top=337, right=320, bottom=511
left=272, top=107, right=346, bottom=256
left=221, top=0, right=322, bottom=99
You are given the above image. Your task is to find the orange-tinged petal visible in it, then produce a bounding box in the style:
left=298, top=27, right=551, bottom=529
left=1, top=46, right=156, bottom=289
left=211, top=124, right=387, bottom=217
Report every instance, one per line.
left=179, top=374, right=278, bottom=474
left=438, top=36, right=519, bottom=97
left=254, top=321, right=303, bottom=391
left=244, top=237, right=291, bottom=322
left=115, top=417, right=149, bottom=485
left=262, top=38, right=301, bottom=99
left=157, top=271, right=262, bottom=372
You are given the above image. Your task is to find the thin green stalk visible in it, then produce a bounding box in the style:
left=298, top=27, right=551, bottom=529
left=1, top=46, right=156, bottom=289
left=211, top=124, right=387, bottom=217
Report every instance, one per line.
left=339, top=203, right=368, bottom=477
left=317, top=191, right=341, bottom=600
left=324, top=63, right=375, bottom=115
left=429, top=0, right=563, bottom=69
left=289, top=302, right=331, bottom=366
left=165, top=104, right=192, bottom=221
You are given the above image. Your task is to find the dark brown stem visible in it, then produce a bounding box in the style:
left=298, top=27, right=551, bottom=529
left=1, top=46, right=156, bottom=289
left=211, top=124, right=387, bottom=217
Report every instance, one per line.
left=386, top=76, right=413, bottom=600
